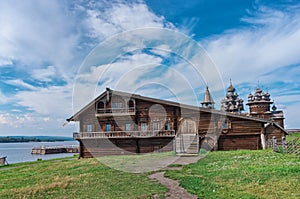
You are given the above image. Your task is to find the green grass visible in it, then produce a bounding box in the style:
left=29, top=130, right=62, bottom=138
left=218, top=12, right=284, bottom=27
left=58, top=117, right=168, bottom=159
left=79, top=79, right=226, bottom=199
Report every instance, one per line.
left=0, top=156, right=167, bottom=199
left=286, top=133, right=300, bottom=141
left=97, top=151, right=177, bottom=173
left=1, top=150, right=299, bottom=199
left=165, top=150, right=300, bottom=199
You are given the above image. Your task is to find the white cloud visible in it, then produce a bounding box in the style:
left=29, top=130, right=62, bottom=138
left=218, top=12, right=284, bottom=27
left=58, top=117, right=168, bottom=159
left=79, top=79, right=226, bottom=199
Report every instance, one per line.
left=0, top=56, right=13, bottom=66
left=84, top=2, right=174, bottom=40
left=5, top=79, right=37, bottom=90
left=149, top=44, right=172, bottom=57
left=73, top=52, right=163, bottom=111
left=0, top=90, right=9, bottom=104
left=0, top=0, right=78, bottom=67
left=201, top=3, right=300, bottom=128
left=284, top=102, right=300, bottom=129
left=0, top=113, right=13, bottom=126
left=14, top=85, right=73, bottom=117
left=0, top=112, right=37, bottom=128
left=0, top=111, right=75, bottom=136
left=0, top=0, right=179, bottom=135
left=204, top=4, right=300, bottom=84
left=31, top=65, right=57, bottom=82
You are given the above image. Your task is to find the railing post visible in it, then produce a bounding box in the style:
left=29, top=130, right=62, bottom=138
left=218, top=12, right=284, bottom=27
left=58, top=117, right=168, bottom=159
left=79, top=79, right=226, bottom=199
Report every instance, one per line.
left=282, top=136, right=287, bottom=153
left=272, top=136, right=277, bottom=152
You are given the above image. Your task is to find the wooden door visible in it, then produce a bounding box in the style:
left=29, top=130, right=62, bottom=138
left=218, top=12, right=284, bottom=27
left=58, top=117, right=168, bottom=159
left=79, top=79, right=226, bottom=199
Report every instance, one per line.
left=179, top=118, right=197, bottom=134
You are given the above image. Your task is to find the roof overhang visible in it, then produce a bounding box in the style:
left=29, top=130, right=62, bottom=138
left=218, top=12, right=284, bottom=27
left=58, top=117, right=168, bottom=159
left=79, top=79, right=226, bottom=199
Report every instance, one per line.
left=65, top=88, right=272, bottom=125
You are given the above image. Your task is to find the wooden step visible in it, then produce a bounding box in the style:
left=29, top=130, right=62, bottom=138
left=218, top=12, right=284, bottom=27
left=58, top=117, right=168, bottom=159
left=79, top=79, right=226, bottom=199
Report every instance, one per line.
left=175, top=134, right=199, bottom=154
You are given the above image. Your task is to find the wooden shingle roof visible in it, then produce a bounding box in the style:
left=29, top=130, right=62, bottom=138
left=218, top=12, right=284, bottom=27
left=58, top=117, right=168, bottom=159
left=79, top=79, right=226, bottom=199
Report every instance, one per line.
left=67, top=88, right=273, bottom=124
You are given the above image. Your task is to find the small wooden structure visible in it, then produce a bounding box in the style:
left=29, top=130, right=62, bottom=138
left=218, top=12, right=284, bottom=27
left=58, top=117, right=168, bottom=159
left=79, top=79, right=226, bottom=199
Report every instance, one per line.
left=31, top=145, right=79, bottom=155
left=0, top=156, right=8, bottom=165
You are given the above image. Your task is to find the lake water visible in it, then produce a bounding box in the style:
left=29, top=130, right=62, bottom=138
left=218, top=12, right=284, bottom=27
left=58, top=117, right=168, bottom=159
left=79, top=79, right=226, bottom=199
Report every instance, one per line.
left=0, top=141, right=79, bottom=164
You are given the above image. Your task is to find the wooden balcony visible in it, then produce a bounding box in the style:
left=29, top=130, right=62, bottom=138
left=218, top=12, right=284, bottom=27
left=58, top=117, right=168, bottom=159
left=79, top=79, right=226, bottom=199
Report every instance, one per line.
left=95, top=108, right=135, bottom=117
left=73, top=130, right=176, bottom=139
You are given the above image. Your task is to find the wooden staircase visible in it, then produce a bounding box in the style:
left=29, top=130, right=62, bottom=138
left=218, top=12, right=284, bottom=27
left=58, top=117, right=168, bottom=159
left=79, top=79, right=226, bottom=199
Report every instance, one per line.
left=175, top=134, right=199, bottom=154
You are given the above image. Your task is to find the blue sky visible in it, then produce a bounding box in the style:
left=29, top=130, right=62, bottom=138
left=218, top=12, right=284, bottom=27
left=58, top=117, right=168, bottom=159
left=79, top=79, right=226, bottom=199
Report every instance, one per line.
left=0, top=0, right=300, bottom=136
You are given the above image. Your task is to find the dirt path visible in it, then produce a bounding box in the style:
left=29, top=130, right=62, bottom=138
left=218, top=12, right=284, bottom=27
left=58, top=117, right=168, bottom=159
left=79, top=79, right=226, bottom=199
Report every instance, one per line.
left=149, top=171, right=198, bottom=199
left=148, top=155, right=200, bottom=199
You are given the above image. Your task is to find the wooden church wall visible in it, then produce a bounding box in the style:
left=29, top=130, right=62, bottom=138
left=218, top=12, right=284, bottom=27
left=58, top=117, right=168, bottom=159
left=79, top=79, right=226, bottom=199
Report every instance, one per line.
left=265, top=125, right=285, bottom=145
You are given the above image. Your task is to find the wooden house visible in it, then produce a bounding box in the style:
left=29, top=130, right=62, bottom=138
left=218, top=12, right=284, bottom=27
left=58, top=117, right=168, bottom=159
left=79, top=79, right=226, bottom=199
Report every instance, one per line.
left=67, top=85, right=287, bottom=158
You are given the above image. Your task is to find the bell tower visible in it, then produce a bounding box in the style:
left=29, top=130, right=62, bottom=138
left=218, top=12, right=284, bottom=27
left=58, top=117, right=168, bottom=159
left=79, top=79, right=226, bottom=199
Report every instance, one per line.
left=201, top=86, right=215, bottom=109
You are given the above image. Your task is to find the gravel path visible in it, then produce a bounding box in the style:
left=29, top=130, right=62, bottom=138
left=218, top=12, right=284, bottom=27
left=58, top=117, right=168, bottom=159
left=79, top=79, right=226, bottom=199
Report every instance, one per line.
left=149, top=171, right=198, bottom=199
left=148, top=155, right=200, bottom=199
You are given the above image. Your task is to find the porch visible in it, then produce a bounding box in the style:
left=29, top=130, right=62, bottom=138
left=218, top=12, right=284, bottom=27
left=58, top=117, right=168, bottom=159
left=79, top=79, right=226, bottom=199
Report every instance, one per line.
left=73, top=130, right=176, bottom=139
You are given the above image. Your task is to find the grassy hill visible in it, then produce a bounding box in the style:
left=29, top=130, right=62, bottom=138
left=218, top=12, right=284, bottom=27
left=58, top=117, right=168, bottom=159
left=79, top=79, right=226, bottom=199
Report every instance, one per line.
left=0, top=150, right=299, bottom=198
left=0, top=156, right=166, bottom=198
left=166, top=150, right=300, bottom=199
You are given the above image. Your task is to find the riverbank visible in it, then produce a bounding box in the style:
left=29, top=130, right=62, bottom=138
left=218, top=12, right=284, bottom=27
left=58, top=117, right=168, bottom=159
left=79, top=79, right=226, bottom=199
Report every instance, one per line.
left=0, top=141, right=78, bottom=164
left=0, top=136, right=73, bottom=143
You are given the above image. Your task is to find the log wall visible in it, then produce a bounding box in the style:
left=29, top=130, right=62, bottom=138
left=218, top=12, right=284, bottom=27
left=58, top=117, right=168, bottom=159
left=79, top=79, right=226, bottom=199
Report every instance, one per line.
left=218, top=135, right=261, bottom=150
left=266, top=124, right=285, bottom=145
left=78, top=137, right=174, bottom=158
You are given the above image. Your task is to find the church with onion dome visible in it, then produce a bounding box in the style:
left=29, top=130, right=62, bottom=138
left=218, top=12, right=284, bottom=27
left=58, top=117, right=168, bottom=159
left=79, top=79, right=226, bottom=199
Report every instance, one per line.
left=220, top=81, right=284, bottom=129
left=221, top=81, right=244, bottom=113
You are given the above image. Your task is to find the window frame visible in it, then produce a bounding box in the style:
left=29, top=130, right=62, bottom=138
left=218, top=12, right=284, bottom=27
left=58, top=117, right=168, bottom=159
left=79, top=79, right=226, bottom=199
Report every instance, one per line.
left=87, top=124, right=93, bottom=132
left=106, top=123, right=111, bottom=132
left=141, top=123, right=148, bottom=131
left=125, top=123, right=131, bottom=131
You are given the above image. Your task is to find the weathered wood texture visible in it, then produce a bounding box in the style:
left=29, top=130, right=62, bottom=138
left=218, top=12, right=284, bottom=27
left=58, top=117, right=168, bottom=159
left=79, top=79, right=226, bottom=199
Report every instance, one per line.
left=228, top=117, right=262, bottom=135
left=266, top=124, right=285, bottom=145
left=31, top=145, right=79, bottom=155
left=218, top=135, right=261, bottom=150
left=78, top=138, right=174, bottom=158
left=0, top=156, right=7, bottom=165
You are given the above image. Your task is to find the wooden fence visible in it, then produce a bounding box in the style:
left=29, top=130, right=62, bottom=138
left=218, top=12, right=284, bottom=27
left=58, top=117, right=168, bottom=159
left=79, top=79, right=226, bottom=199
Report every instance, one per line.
left=268, top=136, right=300, bottom=156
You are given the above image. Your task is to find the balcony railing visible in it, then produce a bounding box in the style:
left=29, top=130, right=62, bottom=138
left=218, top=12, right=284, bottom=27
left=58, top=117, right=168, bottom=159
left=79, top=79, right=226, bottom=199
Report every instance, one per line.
left=96, top=108, right=135, bottom=116
left=73, top=130, right=176, bottom=139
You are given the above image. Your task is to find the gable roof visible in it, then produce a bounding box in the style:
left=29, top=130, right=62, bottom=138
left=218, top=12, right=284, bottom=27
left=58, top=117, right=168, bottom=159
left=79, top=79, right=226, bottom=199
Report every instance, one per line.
left=66, top=88, right=273, bottom=124
left=266, top=122, right=289, bottom=135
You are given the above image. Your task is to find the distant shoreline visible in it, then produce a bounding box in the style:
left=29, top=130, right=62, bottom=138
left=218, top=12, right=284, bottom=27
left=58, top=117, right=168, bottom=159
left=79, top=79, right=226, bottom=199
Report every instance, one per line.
left=0, top=136, right=73, bottom=143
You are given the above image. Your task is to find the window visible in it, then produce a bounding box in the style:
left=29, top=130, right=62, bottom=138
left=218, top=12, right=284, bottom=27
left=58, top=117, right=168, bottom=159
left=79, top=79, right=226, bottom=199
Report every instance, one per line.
left=97, top=101, right=104, bottom=109
left=128, top=100, right=134, bottom=108
left=87, top=124, right=93, bottom=132
left=165, top=122, right=171, bottom=130
left=222, top=121, right=228, bottom=129
left=222, top=119, right=231, bottom=129
left=125, top=123, right=131, bottom=131
left=97, top=101, right=105, bottom=113
left=106, top=123, right=111, bottom=131
left=141, top=123, right=147, bottom=131
left=153, top=122, right=159, bottom=130
left=112, top=102, right=123, bottom=109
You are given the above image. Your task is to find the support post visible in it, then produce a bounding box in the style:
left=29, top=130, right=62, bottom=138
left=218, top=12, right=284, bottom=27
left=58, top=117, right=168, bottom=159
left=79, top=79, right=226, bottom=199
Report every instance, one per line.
left=213, top=134, right=218, bottom=151
left=260, top=127, right=266, bottom=150
left=272, top=136, right=277, bottom=152
left=282, top=136, right=287, bottom=153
